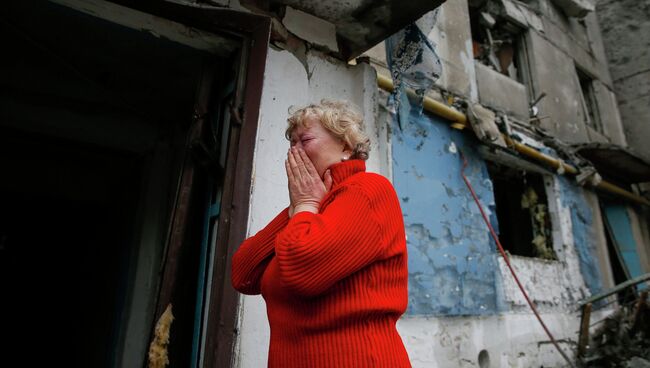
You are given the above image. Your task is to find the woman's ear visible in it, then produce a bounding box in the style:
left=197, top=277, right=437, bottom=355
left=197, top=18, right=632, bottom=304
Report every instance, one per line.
left=341, top=145, right=354, bottom=161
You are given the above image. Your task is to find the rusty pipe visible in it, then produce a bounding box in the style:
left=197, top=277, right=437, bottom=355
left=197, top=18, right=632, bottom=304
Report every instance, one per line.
left=376, top=74, right=467, bottom=128
left=376, top=74, right=650, bottom=207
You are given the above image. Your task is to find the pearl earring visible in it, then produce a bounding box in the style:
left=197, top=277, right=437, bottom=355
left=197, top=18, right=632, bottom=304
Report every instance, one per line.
left=342, top=156, right=349, bottom=161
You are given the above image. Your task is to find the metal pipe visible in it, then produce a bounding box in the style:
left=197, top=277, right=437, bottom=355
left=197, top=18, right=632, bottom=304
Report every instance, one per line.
left=508, top=138, right=650, bottom=206
left=598, top=181, right=650, bottom=206
left=579, top=272, right=650, bottom=306
left=505, top=137, right=579, bottom=175
left=376, top=74, right=650, bottom=207
left=376, top=74, right=467, bottom=128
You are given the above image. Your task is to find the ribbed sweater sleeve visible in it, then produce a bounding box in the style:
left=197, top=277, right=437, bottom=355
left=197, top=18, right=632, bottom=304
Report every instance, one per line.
left=275, top=185, right=385, bottom=297
left=231, top=208, right=290, bottom=295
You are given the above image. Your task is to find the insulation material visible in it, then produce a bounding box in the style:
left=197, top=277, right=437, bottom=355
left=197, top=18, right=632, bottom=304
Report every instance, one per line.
left=521, top=187, right=555, bottom=260
left=148, top=304, right=174, bottom=368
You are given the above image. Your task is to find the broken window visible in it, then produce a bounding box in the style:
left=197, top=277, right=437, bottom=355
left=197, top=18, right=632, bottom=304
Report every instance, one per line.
left=577, top=68, right=603, bottom=134
left=469, top=3, right=528, bottom=82
left=487, top=162, right=556, bottom=259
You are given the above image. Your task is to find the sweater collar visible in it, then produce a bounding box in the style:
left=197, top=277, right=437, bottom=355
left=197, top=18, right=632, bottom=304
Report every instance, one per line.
left=328, top=159, right=365, bottom=186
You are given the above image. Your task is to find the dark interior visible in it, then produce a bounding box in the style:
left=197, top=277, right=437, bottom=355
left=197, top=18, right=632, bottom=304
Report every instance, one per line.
left=487, top=163, right=549, bottom=258
left=1, top=2, right=220, bottom=366
left=0, top=129, right=141, bottom=365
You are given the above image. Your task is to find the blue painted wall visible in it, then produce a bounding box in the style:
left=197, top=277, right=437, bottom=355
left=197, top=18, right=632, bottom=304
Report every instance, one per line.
left=603, top=203, right=643, bottom=280
left=557, top=177, right=604, bottom=295
left=391, top=102, right=503, bottom=316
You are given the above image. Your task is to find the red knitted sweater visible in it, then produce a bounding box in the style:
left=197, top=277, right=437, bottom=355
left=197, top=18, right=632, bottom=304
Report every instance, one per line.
left=231, top=160, right=410, bottom=367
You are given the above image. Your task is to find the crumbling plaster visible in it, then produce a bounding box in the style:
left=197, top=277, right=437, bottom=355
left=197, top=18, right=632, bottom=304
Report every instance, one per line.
left=556, top=174, right=604, bottom=296
left=494, top=143, right=604, bottom=312
left=397, top=312, right=578, bottom=368
left=391, top=105, right=502, bottom=316
left=362, top=0, right=479, bottom=102
left=363, top=0, right=622, bottom=146
left=487, top=0, right=621, bottom=145
left=389, top=85, right=603, bottom=316
left=389, top=105, right=603, bottom=365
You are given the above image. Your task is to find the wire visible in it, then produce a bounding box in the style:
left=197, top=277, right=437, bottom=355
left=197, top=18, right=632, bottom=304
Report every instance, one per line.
left=459, top=150, right=576, bottom=368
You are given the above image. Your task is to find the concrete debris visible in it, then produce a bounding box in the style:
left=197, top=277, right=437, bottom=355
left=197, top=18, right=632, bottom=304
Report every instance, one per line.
left=581, top=295, right=650, bottom=367
left=467, top=103, right=507, bottom=147
left=625, top=357, right=650, bottom=368
left=576, top=167, right=603, bottom=187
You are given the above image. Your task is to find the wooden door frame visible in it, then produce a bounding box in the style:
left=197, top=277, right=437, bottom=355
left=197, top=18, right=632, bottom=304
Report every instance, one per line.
left=106, top=1, right=270, bottom=366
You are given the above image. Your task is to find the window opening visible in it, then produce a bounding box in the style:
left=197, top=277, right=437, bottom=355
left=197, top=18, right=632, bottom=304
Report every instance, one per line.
left=469, top=4, right=527, bottom=82
left=487, top=162, right=556, bottom=259
left=577, top=68, right=603, bottom=134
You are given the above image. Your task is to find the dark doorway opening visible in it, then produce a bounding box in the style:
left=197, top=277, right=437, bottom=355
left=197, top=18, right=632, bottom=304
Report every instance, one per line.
left=1, top=1, right=239, bottom=366
left=0, top=130, right=142, bottom=365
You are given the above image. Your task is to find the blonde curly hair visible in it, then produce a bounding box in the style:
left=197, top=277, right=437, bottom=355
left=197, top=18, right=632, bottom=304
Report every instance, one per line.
left=285, top=99, right=370, bottom=160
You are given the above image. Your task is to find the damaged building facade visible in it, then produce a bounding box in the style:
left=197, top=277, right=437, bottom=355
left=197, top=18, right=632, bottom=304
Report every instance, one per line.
left=2, top=0, right=649, bottom=367
left=360, top=0, right=650, bottom=366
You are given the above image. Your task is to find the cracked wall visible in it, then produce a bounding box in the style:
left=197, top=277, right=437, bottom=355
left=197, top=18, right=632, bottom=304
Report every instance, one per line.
left=390, top=99, right=605, bottom=316
left=391, top=98, right=503, bottom=316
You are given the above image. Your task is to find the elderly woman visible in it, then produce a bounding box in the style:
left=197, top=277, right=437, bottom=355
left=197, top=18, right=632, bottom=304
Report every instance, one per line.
left=231, top=100, right=410, bottom=367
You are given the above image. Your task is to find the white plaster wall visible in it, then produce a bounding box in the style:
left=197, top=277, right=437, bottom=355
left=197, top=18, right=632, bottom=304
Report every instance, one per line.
left=233, top=47, right=381, bottom=368
left=397, top=312, right=578, bottom=368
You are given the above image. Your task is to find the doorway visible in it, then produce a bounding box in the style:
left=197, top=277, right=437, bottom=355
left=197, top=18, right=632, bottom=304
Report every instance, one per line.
left=1, top=1, right=242, bottom=366
left=0, top=130, right=142, bottom=365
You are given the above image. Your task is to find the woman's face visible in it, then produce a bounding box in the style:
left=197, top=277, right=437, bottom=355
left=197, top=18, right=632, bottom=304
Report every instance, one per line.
left=289, top=115, right=351, bottom=178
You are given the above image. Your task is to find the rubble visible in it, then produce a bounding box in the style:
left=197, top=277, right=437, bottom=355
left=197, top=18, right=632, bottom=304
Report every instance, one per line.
left=580, top=293, right=650, bottom=367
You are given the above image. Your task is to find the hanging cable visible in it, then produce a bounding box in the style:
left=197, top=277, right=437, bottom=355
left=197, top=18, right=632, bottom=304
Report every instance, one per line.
left=459, top=151, right=576, bottom=368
